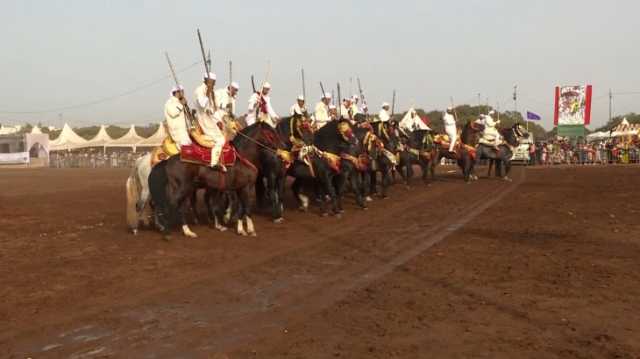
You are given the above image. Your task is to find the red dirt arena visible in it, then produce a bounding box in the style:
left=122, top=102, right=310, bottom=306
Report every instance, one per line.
left=0, top=165, right=639, bottom=358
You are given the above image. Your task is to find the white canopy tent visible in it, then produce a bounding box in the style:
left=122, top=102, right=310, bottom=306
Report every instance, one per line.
left=136, top=123, right=166, bottom=148
left=30, top=125, right=43, bottom=134
left=586, top=131, right=610, bottom=141
left=49, top=123, right=88, bottom=151
left=107, top=124, right=144, bottom=151
left=82, top=125, right=114, bottom=149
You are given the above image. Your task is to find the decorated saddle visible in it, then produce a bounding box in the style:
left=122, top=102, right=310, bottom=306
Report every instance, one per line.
left=181, top=141, right=236, bottom=167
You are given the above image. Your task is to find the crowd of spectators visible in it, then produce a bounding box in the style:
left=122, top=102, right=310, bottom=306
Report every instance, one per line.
left=49, top=150, right=147, bottom=168
left=528, top=137, right=640, bottom=165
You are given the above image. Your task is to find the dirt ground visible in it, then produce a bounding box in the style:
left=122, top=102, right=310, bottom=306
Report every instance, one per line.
left=0, top=165, right=638, bottom=358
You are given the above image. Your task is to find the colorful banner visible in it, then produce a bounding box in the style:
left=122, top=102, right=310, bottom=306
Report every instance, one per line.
left=526, top=111, right=541, bottom=121
left=554, top=85, right=592, bottom=126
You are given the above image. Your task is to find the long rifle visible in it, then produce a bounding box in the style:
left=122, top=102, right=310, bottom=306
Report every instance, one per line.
left=357, top=77, right=367, bottom=114
left=197, top=29, right=217, bottom=110
left=337, top=83, right=342, bottom=118
left=391, top=89, right=396, bottom=117
left=449, top=96, right=460, bottom=123
left=229, top=60, right=233, bottom=84
left=319, top=81, right=326, bottom=98
left=164, top=52, right=194, bottom=129
left=301, top=68, right=307, bottom=100
left=251, top=75, right=260, bottom=119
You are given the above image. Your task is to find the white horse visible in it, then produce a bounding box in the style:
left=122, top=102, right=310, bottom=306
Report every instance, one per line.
left=125, top=152, right=153, bottom=235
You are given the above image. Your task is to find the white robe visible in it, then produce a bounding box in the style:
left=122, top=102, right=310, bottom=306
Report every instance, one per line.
left=215, top=88, right=236, bottom=116
left=399, top=108, right=430, bottom=133
left=314, top=102, right=330, bottom=129
left=289, top=103, right=307, bottom=116
left=443, top=112, right=457, bottom=151
left=194, top=83, right=225, bottom=166
left=479, top=115, right=501, bottom=146
left=247, top=93, right=278, bottom=127
left=164, top=96, right=192, bottom=147
left=378, top=109, right=391, bottom=122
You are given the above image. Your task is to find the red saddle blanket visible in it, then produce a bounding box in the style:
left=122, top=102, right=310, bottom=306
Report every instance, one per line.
left=180, top=142, right=237, bottom=167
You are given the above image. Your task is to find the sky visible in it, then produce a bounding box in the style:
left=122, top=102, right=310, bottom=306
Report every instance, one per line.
left=0, top=0, right=638, bottom=130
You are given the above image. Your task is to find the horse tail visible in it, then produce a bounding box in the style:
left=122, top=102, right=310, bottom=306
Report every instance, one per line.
left=125, top=167, right=140, bottom=234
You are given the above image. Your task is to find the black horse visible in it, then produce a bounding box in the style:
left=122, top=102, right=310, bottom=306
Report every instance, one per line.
left=333, top=124, right=368, bottom=210
left=367, top=121, right=400, bottom=198
left=397, top=129, right=437, bottom=185
left=432, top=120, right=484, bottom=182
left=474, top=123, right=529, bottom=181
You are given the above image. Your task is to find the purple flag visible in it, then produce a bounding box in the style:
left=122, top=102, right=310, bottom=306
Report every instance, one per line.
left=526, top=111, right=541, bottom=121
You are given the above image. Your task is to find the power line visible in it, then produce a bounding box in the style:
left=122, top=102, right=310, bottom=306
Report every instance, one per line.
left=0, top=59, right=203, bottom=115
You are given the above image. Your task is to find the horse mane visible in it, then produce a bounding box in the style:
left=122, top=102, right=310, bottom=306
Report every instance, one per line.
left=233, top=122, right=283, bottom=150
left=314, top=120, right=349, bottom=152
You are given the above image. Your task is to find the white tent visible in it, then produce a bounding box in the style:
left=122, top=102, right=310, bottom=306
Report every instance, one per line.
left=30, top=125, right=43, bottom=134
left=136, top=123, right=166, bottom=148
left=107, top=124, right=145, bottom=150
left=49, top=123, right=88, bottom=151
left=82, top=125, right=114, bottom=148
left=586, top=131, right=610, bottom=141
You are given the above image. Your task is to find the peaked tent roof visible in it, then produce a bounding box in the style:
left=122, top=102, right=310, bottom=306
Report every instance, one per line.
left=136, top=123, right=166, bottom=147
left=82, top=125, right=114, bottom=148
left=30, top=125, right=43, bottom=134
left=107, top=124, right=145, bottom=148
left=49, top=123, right=88, bottom=151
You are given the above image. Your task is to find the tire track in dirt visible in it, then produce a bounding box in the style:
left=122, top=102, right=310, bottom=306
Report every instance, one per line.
left=8, top=169, right=524, bottom=358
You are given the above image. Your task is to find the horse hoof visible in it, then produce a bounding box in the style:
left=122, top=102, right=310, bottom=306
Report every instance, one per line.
left=217, top=226, right=227, bottom=232
left=504, top=177, right=513, bottom=182
left=162, top=234, right=172, bottom=242
left=362, top=206, right=368, bottom=211
left=237, top=230, right=248, bottom=236
left=249, top=232, right=257, bottom=237
left=334, top=213, right=342, bottom=219
left=299, top=206, right=308, bottom=213
left=365, top=196, right=373, bottom=202
left=273, top=217, right=284, bottom=224
left=131, top=228, right=138, bottom=236
left=321, top=212, right=329, bottom=217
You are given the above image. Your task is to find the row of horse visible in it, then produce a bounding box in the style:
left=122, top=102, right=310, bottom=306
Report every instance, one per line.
left=125, top=115, right=529, bottom=239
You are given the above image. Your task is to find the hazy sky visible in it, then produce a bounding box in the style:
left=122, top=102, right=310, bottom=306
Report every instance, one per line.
left=1, top=0, right=638, bottom=130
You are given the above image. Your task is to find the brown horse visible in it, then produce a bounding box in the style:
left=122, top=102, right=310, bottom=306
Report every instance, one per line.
left=149, top=122, right=283, bottom=239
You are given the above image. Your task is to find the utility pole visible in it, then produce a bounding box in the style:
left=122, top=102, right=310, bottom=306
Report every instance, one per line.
left=477, top=93, right=481, bottom=107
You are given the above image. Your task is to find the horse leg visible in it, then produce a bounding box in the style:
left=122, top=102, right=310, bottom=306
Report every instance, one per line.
left=503, top=159, right=513, bottom=182
left=267, top=173, right=283, bottom=223
left=292, top=178, right=309, bottom=212
left=239, top=186, right=256, bottom=237
left=350, top=170, right=366, bottom=209
left=190, top=190, right=200, bottom=225
left=323, top=172, right=339, bottom=217
left=368, top=170, right=377, bottom=201
left=381, top=169, right=391, bottom=198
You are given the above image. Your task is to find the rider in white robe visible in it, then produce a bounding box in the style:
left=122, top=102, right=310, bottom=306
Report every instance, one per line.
left=313, top=92, right=332, bottom=129
left=378, top=103, right=391, bottom=122
left=289, top=95, right=308, bottom=116
left=478, top=110, right=501, bottom=148
left=443, top=107, right=457, bottom=152
left=164, top=85, right=192, bottom=147
left=194, top=72, right=226, bottom=170
left=247, top=82, right=279, bottom=127
left=399, top=107, right=431, bottom=133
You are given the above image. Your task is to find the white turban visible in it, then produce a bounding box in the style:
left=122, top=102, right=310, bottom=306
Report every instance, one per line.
left=204, top=72, right=216, bottom=80
left=323, top=92, right=332, bottom=99
left=382, top=102, right=390, bottom=108
left=297, top=95, right=305, bottom=101
left=170, top=85, right=184, bottom=95
left=489, top=110, right=496, bottom=115
left=230, top=82, right=239, bottom=90
left=352, top=95, right=359, bottom=100
left=447, top=106, right=453, bottom=111
left=329, top=104, right=337, bottom=110
left=263, top=82, right=272, bottom=89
